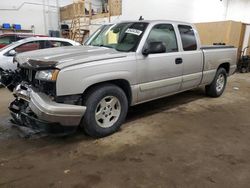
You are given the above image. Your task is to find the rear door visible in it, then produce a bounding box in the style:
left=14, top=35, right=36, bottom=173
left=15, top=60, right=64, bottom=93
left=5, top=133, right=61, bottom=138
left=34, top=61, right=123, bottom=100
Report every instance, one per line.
left=137, top=23, right=183, bottom=102
left=177, top=25, right=203, bottom=90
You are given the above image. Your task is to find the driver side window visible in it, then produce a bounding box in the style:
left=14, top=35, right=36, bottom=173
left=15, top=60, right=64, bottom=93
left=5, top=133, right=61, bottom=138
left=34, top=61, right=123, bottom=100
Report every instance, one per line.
left=146, top=24, right=178, bottom=53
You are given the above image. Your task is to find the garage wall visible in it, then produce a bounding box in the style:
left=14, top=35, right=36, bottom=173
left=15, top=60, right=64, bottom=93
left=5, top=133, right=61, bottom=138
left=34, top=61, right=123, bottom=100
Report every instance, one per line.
left=195, top=21, right=246, bottom=58
left=226, top=0, right=250, bottom=55
left=226, top=0, right=250, bottom=23
left=120, top=0, right=229, bottom=23
left=242, top=25, right=250, bottom=55
left=59, top=0, right=73, bottom=7
left=0, top=0, right=59, bottom=35
left=1, top=0, right=250, bottom=36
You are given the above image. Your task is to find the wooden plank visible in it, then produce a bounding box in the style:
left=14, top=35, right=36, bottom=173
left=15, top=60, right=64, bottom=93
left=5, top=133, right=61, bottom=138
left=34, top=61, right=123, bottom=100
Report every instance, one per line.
left=195, top=20, right=246, bottom=58
left=60, top=1, right=85, bottom=21
left=227, top=21, right=244, bottom=46
left=225, top=21, right=245, bottom=58
left=0, top=28, right=32, bottom=34
left=246, top=33, right=250, bottom=55
left=92, top=13, right=110, bottom=19
left=109, top=0, right=122, bottom=16
left=238, top=23, right=246, bottom=58
left=60, top=0, right=122, bottom=21
left=195, top=21, right=230, bottom=45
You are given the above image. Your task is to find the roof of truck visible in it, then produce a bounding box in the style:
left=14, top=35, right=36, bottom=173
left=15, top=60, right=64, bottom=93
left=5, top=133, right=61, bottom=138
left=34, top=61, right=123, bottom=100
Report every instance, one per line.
left=141, top=20, right=191, bottom=24
left=114, top=20, right=192, bottom=25
left=97, top=20, right=193, bottom=28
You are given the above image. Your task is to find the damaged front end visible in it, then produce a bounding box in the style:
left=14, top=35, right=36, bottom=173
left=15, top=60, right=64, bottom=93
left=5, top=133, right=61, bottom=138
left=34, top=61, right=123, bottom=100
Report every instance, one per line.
left=9, top=94, right=66, bottom=135
left=8, top=60, right=86, bottom=136
left=9, top=93, right=78, bottom=136
left=0, top=69, right=23, bottom=91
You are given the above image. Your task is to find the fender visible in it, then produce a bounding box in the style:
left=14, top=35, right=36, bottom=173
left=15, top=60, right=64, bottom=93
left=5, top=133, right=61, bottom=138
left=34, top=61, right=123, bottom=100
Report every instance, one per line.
left=56, top=69, right=135, bottom=96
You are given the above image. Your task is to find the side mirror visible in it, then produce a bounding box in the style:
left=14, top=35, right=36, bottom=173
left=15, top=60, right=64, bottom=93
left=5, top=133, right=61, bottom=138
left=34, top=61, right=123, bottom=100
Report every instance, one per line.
left=8, top=50, right=17, bottom=56
left=142, top=42, right=166, bottom=56
left=113, top=27, right=120, bottom=33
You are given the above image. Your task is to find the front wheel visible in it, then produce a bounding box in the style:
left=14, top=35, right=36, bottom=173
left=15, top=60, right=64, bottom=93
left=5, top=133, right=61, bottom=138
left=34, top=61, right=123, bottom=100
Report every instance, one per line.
left=205, top=68, right=227, bottom=98
left=81, top=84, right=128, bottom=138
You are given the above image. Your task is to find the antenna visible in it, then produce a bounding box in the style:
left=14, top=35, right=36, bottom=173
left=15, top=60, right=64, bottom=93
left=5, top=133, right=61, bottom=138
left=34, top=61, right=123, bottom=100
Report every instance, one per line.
left=139, top=16, right=144, bottom=21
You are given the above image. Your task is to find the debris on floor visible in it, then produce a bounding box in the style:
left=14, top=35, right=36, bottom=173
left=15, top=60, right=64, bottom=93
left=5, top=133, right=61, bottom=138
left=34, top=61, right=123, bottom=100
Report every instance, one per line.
left=233, top=87, right=240, bottom=90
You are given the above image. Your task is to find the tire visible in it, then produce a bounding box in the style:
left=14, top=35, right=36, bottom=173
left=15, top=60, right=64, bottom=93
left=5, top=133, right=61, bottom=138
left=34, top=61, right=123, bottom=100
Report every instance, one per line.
left=205, top=68, right=227, bottom=98
left=81, top=84, right=128, bottom=138
left=0, top=70, right=3, bottom=88
left=240, top=67, right=247, bottom=73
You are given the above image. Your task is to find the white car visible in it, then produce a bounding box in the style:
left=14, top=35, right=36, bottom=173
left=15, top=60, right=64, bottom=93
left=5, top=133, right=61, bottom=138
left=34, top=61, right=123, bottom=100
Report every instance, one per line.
left=0, top=37, right=80, bottom=71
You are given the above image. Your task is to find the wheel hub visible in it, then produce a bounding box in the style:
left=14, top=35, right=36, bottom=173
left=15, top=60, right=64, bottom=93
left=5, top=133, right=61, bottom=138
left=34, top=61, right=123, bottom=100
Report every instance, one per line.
left=216, top=74, right=225, bottom=93
left=95, top=96, right=121, bottom=128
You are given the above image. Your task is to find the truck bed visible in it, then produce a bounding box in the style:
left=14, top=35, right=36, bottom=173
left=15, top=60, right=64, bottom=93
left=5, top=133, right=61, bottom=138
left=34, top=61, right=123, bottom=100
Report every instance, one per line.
left=200, top=45, right=237, bottom=86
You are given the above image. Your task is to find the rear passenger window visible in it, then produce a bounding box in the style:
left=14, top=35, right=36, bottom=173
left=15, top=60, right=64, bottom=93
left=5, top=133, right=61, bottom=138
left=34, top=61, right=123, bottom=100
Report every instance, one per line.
left=14, top=41, right=41, bottom=53
left=178, top=25, right=197, bottom=51
left=50, top=41, right=72, bottom=47
left=41, top=41, right=73, bottom=49
left=146, top=24, right=178, bottom=53
left=60, top=41, right=73, bottom=46
left=48, top=41, right=73, bottom=48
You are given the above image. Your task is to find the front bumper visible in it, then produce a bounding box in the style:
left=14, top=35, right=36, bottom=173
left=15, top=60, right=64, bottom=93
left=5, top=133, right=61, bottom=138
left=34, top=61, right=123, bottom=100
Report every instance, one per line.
left=10, top=103, right=77, bottom=135
left=10, top=85, right=86, bottom=134
left=29, top=91, right=86, bottom=126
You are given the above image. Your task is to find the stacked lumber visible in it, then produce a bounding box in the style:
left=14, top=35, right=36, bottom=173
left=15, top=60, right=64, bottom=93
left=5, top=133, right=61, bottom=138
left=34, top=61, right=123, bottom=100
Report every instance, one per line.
left=195, top=21, right=246, bottom=57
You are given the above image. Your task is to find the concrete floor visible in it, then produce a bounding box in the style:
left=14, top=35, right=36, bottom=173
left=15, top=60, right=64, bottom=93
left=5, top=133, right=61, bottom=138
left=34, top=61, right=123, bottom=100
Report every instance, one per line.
left=0, top=73, right=250, bottom=188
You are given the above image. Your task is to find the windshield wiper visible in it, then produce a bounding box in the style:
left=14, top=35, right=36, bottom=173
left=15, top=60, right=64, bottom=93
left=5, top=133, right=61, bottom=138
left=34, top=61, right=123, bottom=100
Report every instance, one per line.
left=115, top=48, right=126, bottom=52
left=92, top=44, right=113, bottom=49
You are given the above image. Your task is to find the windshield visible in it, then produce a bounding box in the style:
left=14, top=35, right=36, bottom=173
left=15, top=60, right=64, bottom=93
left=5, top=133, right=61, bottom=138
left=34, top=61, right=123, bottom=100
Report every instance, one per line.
left=85, top=22, right=148, bottom=52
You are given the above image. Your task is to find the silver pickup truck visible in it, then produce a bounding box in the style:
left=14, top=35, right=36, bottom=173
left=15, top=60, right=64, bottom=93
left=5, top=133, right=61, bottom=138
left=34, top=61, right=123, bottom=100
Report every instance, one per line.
left=9, top=20, right=237, bottom=137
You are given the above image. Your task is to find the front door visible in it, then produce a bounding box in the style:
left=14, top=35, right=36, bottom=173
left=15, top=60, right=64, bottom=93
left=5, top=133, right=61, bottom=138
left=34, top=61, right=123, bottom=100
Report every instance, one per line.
left=137, top=24, right=183, bottom=102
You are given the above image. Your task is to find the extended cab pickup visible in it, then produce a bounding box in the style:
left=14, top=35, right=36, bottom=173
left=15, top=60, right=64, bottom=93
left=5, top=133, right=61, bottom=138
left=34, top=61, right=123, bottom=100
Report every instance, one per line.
left=9, top=20, right=237, bottom=137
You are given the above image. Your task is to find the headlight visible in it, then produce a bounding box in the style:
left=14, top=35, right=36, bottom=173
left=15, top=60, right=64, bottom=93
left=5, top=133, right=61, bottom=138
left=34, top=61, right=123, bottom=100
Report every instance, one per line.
left=35, top=69, right=59, bottom=81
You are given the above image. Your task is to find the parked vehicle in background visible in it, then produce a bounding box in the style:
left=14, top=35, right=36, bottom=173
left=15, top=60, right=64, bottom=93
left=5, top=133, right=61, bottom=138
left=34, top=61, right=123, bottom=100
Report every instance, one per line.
left=0, top=37, right=80, bottom=71
left=237, top=46, right=250, bottom=73
left=0, top=33, right=47, bottom=49
left=9, top=20, right=237, bottom=138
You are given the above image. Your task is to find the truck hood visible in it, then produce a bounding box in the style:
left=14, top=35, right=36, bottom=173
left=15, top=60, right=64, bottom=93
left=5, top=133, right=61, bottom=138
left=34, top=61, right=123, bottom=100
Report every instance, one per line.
left=16, top=46, right=128, bottom=70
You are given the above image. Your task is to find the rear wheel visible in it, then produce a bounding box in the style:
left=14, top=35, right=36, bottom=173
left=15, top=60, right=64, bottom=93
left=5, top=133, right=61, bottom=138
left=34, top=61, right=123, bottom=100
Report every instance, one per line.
left=0, top=69, right=3, bottom=88
left=81, top=84, right=128, bottom=138
left=205, top=68, right=227, bottom=98
left=240, top=67, right=248, bottom=73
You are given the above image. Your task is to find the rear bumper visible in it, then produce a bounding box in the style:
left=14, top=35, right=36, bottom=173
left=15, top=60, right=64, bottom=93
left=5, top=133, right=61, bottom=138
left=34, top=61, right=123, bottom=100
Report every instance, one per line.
left=230, top=65, right=237, bottom=75
left=10, top=85, right=86, bottom=134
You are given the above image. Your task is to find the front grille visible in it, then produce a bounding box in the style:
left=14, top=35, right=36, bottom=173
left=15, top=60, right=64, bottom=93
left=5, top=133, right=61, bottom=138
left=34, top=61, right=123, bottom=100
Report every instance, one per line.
left=36, top=81, right=56, bottom=96
left=20, top=67, right=56, bottom=97
left=21, top=68, right=36, bottom=83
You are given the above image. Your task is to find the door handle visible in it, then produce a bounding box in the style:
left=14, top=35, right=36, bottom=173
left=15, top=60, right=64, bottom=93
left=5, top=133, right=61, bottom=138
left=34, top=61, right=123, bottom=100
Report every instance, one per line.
left=175, top=58, right=183, bottom=64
